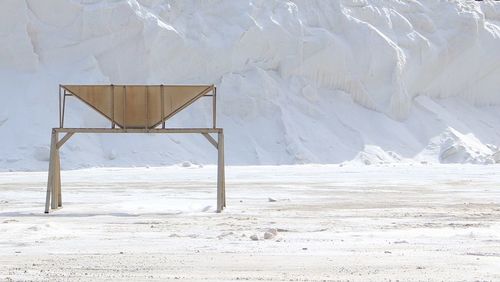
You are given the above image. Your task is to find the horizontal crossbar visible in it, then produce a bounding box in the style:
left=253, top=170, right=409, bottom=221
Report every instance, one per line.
left=61, top=84, right=214, bottom=87
left=53, top=128, right=223, bottom=134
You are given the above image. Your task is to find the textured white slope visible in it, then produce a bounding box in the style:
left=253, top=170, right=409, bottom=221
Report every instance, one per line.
left=1, top=0, right=500, bottom=170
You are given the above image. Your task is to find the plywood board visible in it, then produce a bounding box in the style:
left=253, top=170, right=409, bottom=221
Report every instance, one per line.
left=63, top=85, right=213, bottom=129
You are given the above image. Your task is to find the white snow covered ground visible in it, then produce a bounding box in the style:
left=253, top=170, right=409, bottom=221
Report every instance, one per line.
left=1, top=164, right=499, bottom=280
left=1, top=0, right=500, bottom=170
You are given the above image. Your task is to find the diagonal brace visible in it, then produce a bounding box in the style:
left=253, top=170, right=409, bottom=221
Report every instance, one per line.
left=202, top=133, right=218, bottom=149
left=56, top=132, right=75, bottom=149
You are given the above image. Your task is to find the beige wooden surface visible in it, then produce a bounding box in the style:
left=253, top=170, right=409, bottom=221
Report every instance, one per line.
left=63, top=85, right=213, bottom=129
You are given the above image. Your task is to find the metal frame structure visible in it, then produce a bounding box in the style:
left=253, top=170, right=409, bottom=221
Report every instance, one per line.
left=45, top=84, right=225, bottom=213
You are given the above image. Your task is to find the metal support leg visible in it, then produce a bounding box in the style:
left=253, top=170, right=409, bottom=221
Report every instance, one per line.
left=50, top=132, right=60, bottom=210
left=45, top=130, right=57, bottom=213
left=56, top=150, right=62, bottom=207
left=217, top=130, right=225, bottom=212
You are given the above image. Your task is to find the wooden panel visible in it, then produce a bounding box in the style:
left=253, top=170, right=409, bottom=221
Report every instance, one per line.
left=64, top=86, right=113, bottom=122
left=163, top=86, right=211, bottom=118
left=63, top=85, right=213, bottom=129
left=124, top=86, right=147, bottom=128
left=158, top=85, right=213, bottom=128
left=147, top=86, right=162, bottom=128
left=112, top=86, right=124, bottom=127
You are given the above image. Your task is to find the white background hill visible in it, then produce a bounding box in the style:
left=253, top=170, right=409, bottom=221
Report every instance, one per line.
left=1, top=0, right=500, bottom=170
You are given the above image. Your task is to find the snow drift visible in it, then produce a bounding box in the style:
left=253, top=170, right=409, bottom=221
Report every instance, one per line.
left=1, top=0, right=500, bottom=170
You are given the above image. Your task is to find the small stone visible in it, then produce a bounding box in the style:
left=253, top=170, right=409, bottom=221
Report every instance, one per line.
left=250, top=234, right=259, bottom=241
left=263, top=232, right=274, bottom=239
left=268, top=197, right=277, bottom=202
left=393, top=240, right=408, bottom=244
left=266, top=228, right=278, bottom=235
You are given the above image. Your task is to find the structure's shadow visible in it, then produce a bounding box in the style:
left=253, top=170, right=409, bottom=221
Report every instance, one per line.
left=0, top=211, right=184, bottom=218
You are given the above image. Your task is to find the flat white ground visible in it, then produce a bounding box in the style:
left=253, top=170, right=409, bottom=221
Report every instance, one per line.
left=0, top=164, right=499, bottom=281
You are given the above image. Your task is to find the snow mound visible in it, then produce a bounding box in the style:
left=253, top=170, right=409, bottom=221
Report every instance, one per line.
left=1, top=0, right=500, bottom=170
left=438, top=128, right=496, bottom=164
